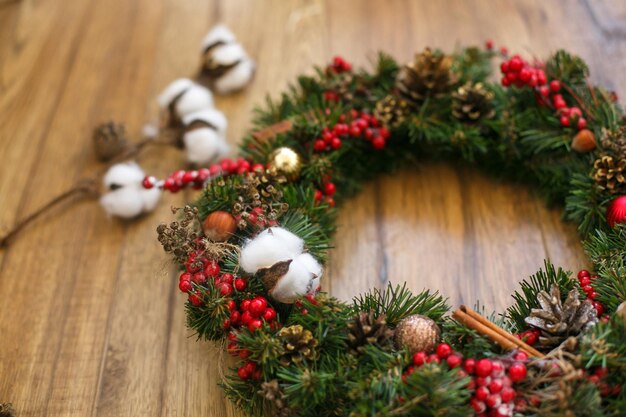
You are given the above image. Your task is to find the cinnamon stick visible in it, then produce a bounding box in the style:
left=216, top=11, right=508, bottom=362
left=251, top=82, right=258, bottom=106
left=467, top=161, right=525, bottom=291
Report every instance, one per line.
left=453, top=306, right=544, bottom=358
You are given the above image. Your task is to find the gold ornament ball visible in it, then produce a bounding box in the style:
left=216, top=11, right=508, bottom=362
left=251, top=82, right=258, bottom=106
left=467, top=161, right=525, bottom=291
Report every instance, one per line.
left=202, top=211, right=237, bottom=242
left=393, top=314, right=440, bottom=354
left=269, top=147, right=301, bottom=180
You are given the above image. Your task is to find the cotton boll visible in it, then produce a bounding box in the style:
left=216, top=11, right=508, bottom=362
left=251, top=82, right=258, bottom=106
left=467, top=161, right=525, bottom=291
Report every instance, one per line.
left=240, top=230, right=301, bottom=273
left=296, top=253, right=323, bottom=294
left=182, top=108, right=228, bottom=134
left=214, top=58, right=255, bottom=94
left=157, top=78, right=194, bottom=109
left=201, top=24, right=237, bottom=50
left=103, top=161, right=145, bottom=190
left=175, top=84, right=214, bottom=118
left=211, top=43, right=247, bottom=66
left=139, top=187, right=162, bottom=212
left=100, top=187, right=145, bottom=219
left=261, top=227, right=304, bottom=256
left=270, top=257, right=316, bottom=303
left=182, top=127, right=228, bottom=166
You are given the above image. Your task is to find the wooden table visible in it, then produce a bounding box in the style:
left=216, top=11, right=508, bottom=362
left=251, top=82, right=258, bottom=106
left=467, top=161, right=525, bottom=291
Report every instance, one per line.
left=1, top=0, right=624, bottom=415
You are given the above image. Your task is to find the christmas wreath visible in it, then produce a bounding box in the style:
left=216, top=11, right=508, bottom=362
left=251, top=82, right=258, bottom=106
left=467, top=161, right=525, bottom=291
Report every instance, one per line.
left=152, top=42, right=626, bottom=417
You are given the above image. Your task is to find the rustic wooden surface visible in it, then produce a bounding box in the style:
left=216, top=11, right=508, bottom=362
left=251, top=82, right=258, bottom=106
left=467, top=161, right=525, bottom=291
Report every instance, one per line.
left=0, top=0, right=625, bottom=415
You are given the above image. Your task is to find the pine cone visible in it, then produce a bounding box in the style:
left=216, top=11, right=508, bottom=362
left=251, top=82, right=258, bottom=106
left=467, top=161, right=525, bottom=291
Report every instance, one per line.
left=592, top=155, right=626, bottom=194
left=395, top=48, right=459, bottom=106
left=346, top=311, right=394, bottom=355
left=524, top=285, right=598, bottom=349
left=258, top=380, right=291, bottom=416
left=92, top=122, right=128, bottom=161
left=277, top=325, right=318, bottom=366
left=452, top=82, right=495, bottom=123
left=374, top=95, right=411, bottom=128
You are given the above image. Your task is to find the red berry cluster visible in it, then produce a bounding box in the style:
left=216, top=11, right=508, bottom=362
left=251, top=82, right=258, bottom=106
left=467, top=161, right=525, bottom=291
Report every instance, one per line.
left=142, top=158, right=264, bottom=192
left=313, top=110, right=390, bottom=153
left=225, top=295, right=277, bottom=333
left=576, top=269, right=606, bottom=317
left=515, top=329, right=541, bottom=346
left=499, top=54, right=588, bottom=131
left=586, top=366, right=621, bottom=397
left=314, top=181, right=336, bottom=207
left=327, top=56, right=352, bottom=74
left=403, top=344, right=529, bottom=417
left=236, top=359, right=262, bottom=381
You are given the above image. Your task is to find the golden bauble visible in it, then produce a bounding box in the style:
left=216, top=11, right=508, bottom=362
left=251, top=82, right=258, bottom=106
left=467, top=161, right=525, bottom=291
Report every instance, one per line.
left=268, top=147, right=301, bottom=180
left=393, top=314, right=440, bottom=354
left=202, top=211, right=237, bottom=241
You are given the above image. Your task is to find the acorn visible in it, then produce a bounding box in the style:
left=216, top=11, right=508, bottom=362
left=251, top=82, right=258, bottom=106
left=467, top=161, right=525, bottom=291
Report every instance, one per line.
left=571, top=129, right=597, bottom=153
left=202, top=211, right=237, bottom=241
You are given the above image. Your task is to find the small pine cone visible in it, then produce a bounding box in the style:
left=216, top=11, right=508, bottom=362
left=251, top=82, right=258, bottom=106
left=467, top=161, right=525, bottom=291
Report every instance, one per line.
left=452, top=82, right=495, bottom=123
left=524, top=285, right=598, bottom=349
left=374, top=95, right=412, bottom=128
left=0, top=403, right=15, bottom=417
left=395, top=47, right=459, bottom=106
left=592, top=155, right=626, bottom=194
left=93, top=122, right=128, bottom=162
left=258, top=380, right=291, bottom=416
left=277, top=325, right=318, bottom=366
left=346, top=311, right=394, bottom=355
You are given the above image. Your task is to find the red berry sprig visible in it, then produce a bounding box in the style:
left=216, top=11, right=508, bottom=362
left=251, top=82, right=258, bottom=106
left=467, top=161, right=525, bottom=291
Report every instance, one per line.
left=499, top=52, right=588, bottom=131
left=313, top=110, right=390, bottom=153
left=576, top=269, right=606, bottom=318
left=403, top=344, right=529, bottom=417
left=315, top=181, right=336, bottom=207
left=327, top=56, right=352, bottom=74
left=142, top=158, right=264, bottom=193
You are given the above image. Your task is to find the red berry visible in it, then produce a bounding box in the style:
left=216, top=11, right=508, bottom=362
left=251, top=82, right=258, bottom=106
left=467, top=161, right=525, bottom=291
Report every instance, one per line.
left=248, top=318, right=263, bottom=332
left=221, top=273, right=234, bottom=285
left=476, top=359, right=493, bottom=377
left=538, top=85, right=550, bottom=97
left=349, top=126, right=361, bottom=137
left=223, top=318, right=231, bottom=329
left=188, top=291, right=203, bottom=306
left=240, top=299, right=251, bottom=311
left=577, top=118, right=587, bottom=130
left=519, top=68, right=531, bottom=82
left=475, top=386, right=490, bottom=401
left=587, top=291, right=598, bottom=300
left=372, top=136, right=385, bottom=150
left=426, top=354, right=440, bottom=364
left=192, top=272, right=206, bottom=284
left=582, top=284, right=594, bottom=294
left=501, top=76, right=511, bottom=87
left=549, top=80, right=561, bottom=93
left=489, top=378, right=504, bottom=394
left=313, top=139, right=326, bottom=152
left=436, top=343, right=452, bottom=359
left=579, top=276, right=591, bottom=286
left=509, top=57, right=523, bottom=72
left=234, top=278, right=247, bottom=291
left=379, top=127, right=390, bottom=139
left=323, top=182, right=336, bottom=196
left=446, top=354, right=462, bottom=369
left=324, top=197, right=335, bottom=207
left=204, top=261, right=220, bottom=277
left=230, top=310, right=241, bottom=325
left=501, top=386, right=516, bottom=402
left=577, top=269, right=591, bottom=280
left=560, top=115, right=570, bottom=127
left=252, top=369, right=263, bottom=381
left=178, top=280, right=193, bottom=292
left=537, top=70, right=547, bottom=85
left=486, top=40, right=494, bottom=50
left=142, top=176, right=156, bottom=189
left=179, top=272, right=191, bottom=282
left=249, top=297, right=268, bottom=316
left=513, top=351, right=528, bottom=361
left=218, top=282, right=233, bottom=297
left=239, top=349, right=251, bottom=359
left=593, top=301, right=605, bottom=316
left=412, top=351, right=427, bottom=366
left=508, top=363, right=527, bottom=382
left=464, top=358, right=476, bottom=374
left=262, top=308, right=277, bottom=321
left=241, top=310, right=253, bottom=325
left=237, top=366, right=250, bottom=380
left=330, top=137, right=342, bottom=150
left=491, top=360, right=505, bottom=377
left=486, top=393, right=502, bottom=408
left=470, top=398, right=486, bottom=413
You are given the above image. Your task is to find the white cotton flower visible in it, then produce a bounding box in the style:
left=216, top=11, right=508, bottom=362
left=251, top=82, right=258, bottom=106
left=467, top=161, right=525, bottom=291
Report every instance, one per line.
left=270, top=257, right=316, bottom=303
left=99, top=162, right=162, bottom=219
left=295, top=252, right=323, bottom=292
left=182, top=108, right=228, bottom=134
left=214, top=58, right=255, bottom=94
left=157, top=78, right=194, bottom=109
left=201, top=24, right=237, bottom=50
left=211, top=43, right=247, bottom=66
left=261, top=227, right=305, bottom=256
left=182, top=127, right=229, bottom=166
left=240, top=228, right=302, bottom=273
left=174, top=84, right=214, bottom=117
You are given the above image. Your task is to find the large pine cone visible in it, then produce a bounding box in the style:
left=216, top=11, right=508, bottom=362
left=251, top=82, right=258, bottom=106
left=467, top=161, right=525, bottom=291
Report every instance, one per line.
left=346, top=311, right=394, bottom=355
left=524, top=285, right=598, bottom=349
left=592, top=155, right=626, bottom=194
left=277, top=325, right=319, bottom=366
left=452, top=82, right=495, bottom=123
left=395, top=48, right=459, bottom=106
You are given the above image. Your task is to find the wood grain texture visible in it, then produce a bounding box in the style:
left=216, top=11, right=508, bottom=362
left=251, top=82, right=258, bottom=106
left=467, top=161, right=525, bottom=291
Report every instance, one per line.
left=0, top=0, right=624, bottom=415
